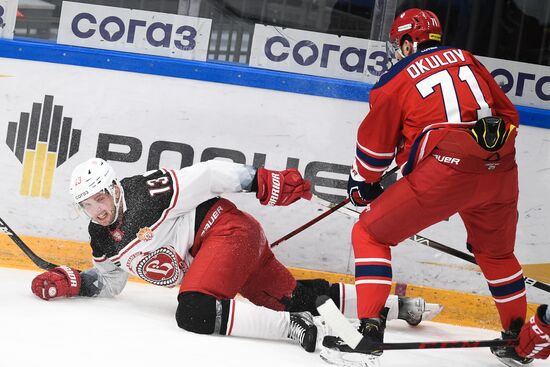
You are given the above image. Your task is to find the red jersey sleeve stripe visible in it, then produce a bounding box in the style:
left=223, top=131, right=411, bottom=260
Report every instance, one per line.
left=356, top=147, right=394, bottom=168
left=357, top=142, right=395, bottom=158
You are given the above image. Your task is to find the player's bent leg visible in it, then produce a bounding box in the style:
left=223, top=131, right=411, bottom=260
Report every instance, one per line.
left=318, top=223, right=392, bottom=366
left=475, top=253, right=527, bottom=330
left=175, top=291, right=319, bottom=352
left=176, top=292, right=225, bottom=334
left=283, top=278, right=334, bottom=315
left=329, top=282, right=442, bottom=325
left=285, top=280, right=442, bottom=350
left=474, top=253, right=531, bottom=366
left=181, top=207, right=279, bottom=301
left=460, top=173, right=525, bottom=332
left=287, top=280, right=441, bottom=325
left=238, top=246, right=296, bottom=311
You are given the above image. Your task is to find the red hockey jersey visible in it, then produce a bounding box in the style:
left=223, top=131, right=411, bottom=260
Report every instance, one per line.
left=353, top=46, right=519, bottom=183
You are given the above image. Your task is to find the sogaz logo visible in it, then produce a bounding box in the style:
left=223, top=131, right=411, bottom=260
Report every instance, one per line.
left=5, top=95, right=81, bottom=198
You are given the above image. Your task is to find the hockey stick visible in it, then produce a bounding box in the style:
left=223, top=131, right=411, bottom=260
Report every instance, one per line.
left=270, top=198, right=350, bottom=248
left=316, top=295, right=516, bottom=351
left=270, top=166, right=399, bottom=248
left=314, top=201, right=550, bottom=293
left=410, top=234, right=550, bottom=293
left=0, top=216, right=59, bottom=270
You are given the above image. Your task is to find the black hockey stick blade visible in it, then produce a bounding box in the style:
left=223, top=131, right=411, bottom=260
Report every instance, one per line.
left=0, top=216, right=59, bottom=270
left=322, top=335, right=518, bottom=351
left=353, top=338, right=518, bottom=351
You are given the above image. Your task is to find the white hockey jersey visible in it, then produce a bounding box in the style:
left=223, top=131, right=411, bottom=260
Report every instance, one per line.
left=79, top=160, right=255, bottom=297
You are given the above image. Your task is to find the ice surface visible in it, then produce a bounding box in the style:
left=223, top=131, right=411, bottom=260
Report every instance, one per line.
left=1, top=268, right=544, bottom=366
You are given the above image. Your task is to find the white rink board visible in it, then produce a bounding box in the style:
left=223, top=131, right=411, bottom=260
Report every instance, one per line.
left=0, top=57, right=548, bottom=304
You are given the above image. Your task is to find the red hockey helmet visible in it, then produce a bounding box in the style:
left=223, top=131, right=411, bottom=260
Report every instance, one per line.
left=388, top=8, right=442, bottom=59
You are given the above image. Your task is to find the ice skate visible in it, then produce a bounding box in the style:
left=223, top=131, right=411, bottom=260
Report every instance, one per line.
left=320, top=308, right=387, bottom=367
left=288, top=311, right=318, bottom=352
left=396, top=296, right=443, bottom=325
left=490, top=321, right=533, bottom=367
left=320, top=343, right=381, bottom=367
left=398, top=296, right=425, bottom=326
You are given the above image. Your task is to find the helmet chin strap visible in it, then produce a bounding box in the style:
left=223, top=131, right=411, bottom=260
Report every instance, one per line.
left=107, top=181, right=124, bottom=226
left=396, top=48, right=406, bottom=60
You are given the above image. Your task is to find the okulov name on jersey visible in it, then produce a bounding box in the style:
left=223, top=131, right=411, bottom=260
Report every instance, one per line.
left=407, top=49, right=466, bottom=79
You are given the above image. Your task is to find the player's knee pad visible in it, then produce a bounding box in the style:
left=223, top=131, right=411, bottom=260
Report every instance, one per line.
left=284, top=279, right=338, bottom=315
left=176, top=292, right=228, bottom=335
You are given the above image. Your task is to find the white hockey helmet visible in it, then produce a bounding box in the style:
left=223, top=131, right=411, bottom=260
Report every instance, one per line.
left=70, top=158, right=117, bottom=203
left=70, top=158, right=124, bottom=225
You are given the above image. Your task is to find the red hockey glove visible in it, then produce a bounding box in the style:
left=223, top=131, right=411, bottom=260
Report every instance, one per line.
left=31, top=266, right=81, bottom=300
left=516, top=305, right=550, bottom=360
left=255, top=167, right=312, bottom=206
left=347, top=175, right=384, bottom=207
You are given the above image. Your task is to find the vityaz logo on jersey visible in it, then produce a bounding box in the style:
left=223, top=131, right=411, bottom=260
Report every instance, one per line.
left=5, top=95, right=81, bottom=198
left=136, top=227, right=154, bottom=241
left=135, top=246, right=184, bottom=287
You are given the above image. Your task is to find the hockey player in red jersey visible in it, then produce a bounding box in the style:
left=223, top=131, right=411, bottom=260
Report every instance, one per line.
left=30, top=158, right=439, bottom=353
left=322, top=8, right=550, bottom=367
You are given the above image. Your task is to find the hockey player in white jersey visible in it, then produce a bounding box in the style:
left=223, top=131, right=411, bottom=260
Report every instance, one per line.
left=30, top=158, right=441, bottom=352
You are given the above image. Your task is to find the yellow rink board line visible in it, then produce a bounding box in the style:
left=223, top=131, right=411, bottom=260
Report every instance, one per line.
left=0, top=234, right=540, bottom=331
left=522, top=263, right=550, bottom=284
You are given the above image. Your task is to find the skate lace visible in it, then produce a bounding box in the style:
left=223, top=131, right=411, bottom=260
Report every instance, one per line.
left=359, top=321, right=379, bottom=335
left=288, top=319, right=306, bottom=344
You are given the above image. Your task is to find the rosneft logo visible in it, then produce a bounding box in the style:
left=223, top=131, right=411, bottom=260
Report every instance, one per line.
left=5, top=95, right=81, bottom=198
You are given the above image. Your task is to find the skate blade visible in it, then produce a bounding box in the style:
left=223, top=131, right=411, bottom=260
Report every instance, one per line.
left=320, top=346, right=381, bottom=367
left=494, top=356, right=533, bottom=367
left=421, top=303, right=444, bottom=321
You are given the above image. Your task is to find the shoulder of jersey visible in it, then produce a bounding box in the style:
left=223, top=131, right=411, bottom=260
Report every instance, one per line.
left=373, top=46, right=468, bottom=91
left=121, top=169, right=169, bottom=187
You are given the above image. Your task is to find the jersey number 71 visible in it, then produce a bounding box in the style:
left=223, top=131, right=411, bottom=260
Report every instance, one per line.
left=416, top=65, right=491, bottom=122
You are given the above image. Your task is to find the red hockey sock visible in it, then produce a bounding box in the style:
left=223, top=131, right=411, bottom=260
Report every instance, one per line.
left=475, top=253, right=527, bottom=330
left=352, top=223, right=392, bottom=319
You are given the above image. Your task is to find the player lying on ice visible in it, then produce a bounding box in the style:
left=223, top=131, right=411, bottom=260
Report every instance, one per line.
left=30, top=158, right=442, bottom=352
left=321, top=7, right=550, bottom=367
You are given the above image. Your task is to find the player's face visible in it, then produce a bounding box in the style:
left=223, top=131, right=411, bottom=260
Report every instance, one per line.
left=79, top=190, right=116, bottom=226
